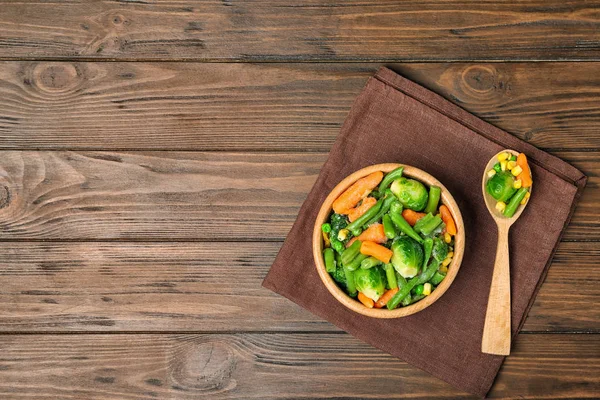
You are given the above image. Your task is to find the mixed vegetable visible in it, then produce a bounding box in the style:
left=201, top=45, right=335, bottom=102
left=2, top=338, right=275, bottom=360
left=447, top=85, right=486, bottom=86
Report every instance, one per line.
left=485, top=152, right=532, bottom=218
left=321, top=167, right=458, bottom=310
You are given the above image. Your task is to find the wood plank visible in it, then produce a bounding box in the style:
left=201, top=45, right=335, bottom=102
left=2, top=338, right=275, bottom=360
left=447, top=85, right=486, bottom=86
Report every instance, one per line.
left=0, top=151, right=323, bottom=240
left=0, top=333, right=597, bottom=399
left=1, top=1, right=599, bottom=61
left=0, top=241, right=596, bottom=333
left=1, top=62, right=600, bottom=151
left=0, top=151, right=595, bottom=241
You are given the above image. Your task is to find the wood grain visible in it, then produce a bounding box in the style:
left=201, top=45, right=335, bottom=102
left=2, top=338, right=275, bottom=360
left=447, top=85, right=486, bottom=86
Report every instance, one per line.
left=0, top=241, right=596, bottom=333
left=1, top=62, right=600, bottom=151
left=481, top=222, right=511, bottom=355
left=1, top=1, right=600, bottom=61
left=0, top=333, right=596, bottom=399
left=0, top=150, right=595, bottom=241
left=0, top=151, right=323, bottom=240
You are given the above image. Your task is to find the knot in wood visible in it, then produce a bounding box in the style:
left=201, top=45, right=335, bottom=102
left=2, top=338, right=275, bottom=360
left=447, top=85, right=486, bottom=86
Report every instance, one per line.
left=33, top=63, right=81, bottom=93
left=462, top=65, right=500, bottom=94
left=171, top=341, right=236, bottom=392
left=0, top=185, right=11, bottom=209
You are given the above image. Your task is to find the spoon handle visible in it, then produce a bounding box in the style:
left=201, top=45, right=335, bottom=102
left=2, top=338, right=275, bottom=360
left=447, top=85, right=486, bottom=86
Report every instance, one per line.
left=482, top=223, right=511, bottom=355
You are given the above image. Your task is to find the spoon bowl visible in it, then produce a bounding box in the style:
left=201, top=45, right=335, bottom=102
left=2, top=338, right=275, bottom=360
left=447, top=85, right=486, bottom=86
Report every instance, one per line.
left=481, top=149, right=532, bottom=356
left=482, top=150, right=532, bottom=225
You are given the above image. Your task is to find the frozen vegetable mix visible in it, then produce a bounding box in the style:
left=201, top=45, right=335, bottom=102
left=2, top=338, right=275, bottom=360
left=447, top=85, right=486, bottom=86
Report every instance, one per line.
left=321, top=167, right=458, bottom=309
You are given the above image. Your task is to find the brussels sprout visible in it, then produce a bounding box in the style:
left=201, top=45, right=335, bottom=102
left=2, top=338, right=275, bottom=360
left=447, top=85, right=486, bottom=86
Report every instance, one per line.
left=353, top=267, right=386, bottom=301
left=391, top=236, right=424, bottom=278
left=486, top=171, right=517, bottom=202
left=390, top=178, right=429, bottom=211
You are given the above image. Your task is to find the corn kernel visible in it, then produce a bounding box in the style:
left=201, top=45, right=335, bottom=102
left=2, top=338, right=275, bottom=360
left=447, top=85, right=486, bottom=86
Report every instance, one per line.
left=337, top=229, right=349, bottom=241
left=439, top=265, right=448, bottom=274
left=520, top=191, right=531, bottom=205
left=447, top=251, right=454, bottom=258
left=444, top=232, right=451, bottom=243
left=487, top=169, right=496, bottom=178
left=442, top=257, right=452, bottom=267
left=498, top=152, right=509, bottom=162
left=322, top=231, right=331, bottom=247
left=500, top=160, right=507, bottom=171
left=423, top=283, right=432, bottom=296
left=513, top=179, right=522, bottom=189
left=525, top=191, right=531, bottom=199
left=507, top=160, right=517, bottom=170
left=495, top=201, right=506, bottom=212
left=511, top=165, right=523, bottom=176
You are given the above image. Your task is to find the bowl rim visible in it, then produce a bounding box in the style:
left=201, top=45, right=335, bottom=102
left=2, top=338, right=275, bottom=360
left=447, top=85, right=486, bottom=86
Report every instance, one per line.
left=312, top=163, right=465, bottom=318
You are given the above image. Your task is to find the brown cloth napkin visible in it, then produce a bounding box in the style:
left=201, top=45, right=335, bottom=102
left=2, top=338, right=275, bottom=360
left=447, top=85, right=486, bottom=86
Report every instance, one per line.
left=262, top=67, right=586, bottom=397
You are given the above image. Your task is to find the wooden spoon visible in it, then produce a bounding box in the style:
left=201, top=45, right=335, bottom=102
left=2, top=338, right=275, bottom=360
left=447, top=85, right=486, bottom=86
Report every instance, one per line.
left=481, top=149, right=532, bottom=355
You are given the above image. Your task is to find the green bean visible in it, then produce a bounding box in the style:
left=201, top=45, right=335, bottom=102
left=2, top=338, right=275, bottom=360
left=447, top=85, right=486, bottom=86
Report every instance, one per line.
left=341, top=240, right=361, bottom=265
left=409, top=294, right=425, bottom=304
left=343, top=264, right=357, bottom=297
left=401, top=293, right=412, bottom=307
left=384, top=263, right=397, bottom=289
left=323, top=248, right=336, bottom=273
left=365, top=190, right=397, bottom=227
left=346, top=253, right=368, bottom=272
left=424, top=185, right=441, bottom=214
left=382, top=214, right=397, bottom=239
left=346, top=200, right=382, bottom=236
left=396, top=273, right=412, bottom=307
left=321, top=223, right=332, bottom=233
left=331, top=240, right=345, bottom=254
left=416, top=259, right=441, bottom=285
left=422, top=238, right=433, bottom=270
left=389, top=205, right=424, bottom=244
left=379, top=167, right=404, bottom=193
left=414, top=213, right=443, bottom=236
left=390, top=201, right=403, bottom=215
left=503, top=187, right=529, bottom=218
left=360, top=256, right=381, bottom=270
left=430, top=271, right=446, bottom=285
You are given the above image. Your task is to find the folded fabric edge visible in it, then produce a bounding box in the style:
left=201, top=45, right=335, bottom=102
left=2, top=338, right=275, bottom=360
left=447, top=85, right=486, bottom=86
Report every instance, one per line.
left=373, top=66, right=586, bottom=186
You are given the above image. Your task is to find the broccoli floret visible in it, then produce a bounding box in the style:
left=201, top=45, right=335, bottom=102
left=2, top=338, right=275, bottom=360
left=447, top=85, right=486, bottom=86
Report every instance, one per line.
left=329, top=213, right=349, bottom=254
left=330, top=213, right=348, bottom=232
left=331, top=263, right=347, bottom=290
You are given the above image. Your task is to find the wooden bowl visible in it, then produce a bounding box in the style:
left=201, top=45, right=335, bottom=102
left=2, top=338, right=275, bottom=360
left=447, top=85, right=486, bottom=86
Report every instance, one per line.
left=312, top=163, right=465, bottom=318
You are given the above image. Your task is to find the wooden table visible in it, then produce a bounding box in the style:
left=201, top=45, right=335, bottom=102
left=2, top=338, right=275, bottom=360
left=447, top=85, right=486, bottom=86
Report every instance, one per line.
left=0, top=1, right=599, bottom=398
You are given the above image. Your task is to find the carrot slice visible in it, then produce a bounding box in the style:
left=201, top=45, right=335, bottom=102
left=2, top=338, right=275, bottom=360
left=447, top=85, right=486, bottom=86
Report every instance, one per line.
left=374, top=288, right=399, bottom=308
left=358, top=292, right=374, bottom=308
left=348, top=197, right=377, bottom=222
left=346, top=224, right=387, bottom=248
left=439, top=205, right=457, bottom=236
left=402, top=209, right=427, bottom=226
left=516, top=153, right=533, bottom=188
left=360, top=241, right=393, bottom=264
left=332, top=171, right=383, bottom=214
